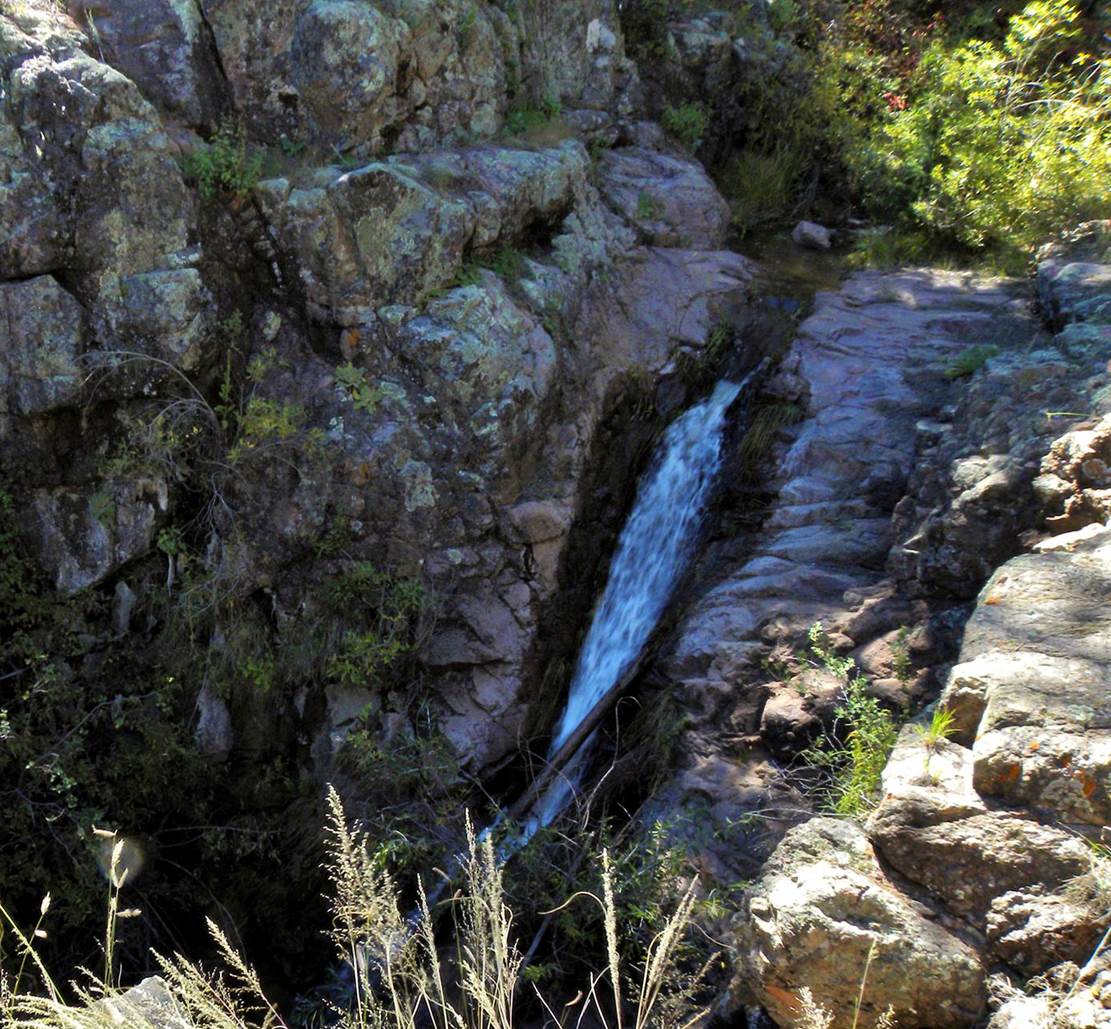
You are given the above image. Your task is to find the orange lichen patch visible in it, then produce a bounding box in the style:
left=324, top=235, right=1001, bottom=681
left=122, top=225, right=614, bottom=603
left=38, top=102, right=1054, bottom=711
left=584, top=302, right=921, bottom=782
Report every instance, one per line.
left=1028, top=741, right=1041, bottom=752
left=1078, top=770, right=1100, bottom=799
left=765, top=983, right=804, bottom=1016
left=340, top=327, right=361, bottom=360
left=999, top=763, right=1022, bottom=785
left=984, top=594, right=1002, bottom=605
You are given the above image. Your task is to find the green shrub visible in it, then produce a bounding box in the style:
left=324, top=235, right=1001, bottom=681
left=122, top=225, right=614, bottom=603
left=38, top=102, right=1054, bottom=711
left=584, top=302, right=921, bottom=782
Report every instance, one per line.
left=840, top=0, right=1111, bottom=258
left=183, top=122, right=263, bottom=200
left=661, top=102, right=709, bottom=150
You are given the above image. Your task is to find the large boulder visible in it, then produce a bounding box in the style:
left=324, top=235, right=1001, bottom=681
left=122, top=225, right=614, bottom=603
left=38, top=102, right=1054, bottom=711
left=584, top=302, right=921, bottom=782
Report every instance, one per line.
left=869, top=727, right=1103, bottom=975
left=198, top=0, right=633, bottom=153
left=255, top=141, right=590, bottom=324
left=1037, top=221, right=1111, bottom=330
left=734, top=817, right=986, bottom=1028
left=948, top=532, right=1111, bottom=827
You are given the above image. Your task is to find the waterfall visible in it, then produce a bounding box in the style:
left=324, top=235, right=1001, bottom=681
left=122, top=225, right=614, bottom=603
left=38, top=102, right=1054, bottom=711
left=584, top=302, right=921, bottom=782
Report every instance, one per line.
left=520, top=376, right=747, bottom=841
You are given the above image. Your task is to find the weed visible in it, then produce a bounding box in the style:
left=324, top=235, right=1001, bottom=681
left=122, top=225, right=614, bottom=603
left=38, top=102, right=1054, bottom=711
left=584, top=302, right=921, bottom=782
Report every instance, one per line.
left=226, top=397, right=309, bottom=464
left=801, top=624, right=899, bottom=817
left=720, top=145, right=807, bottom=236
left=335, top=362, right=384, bottom=415
left=0, top=786, right=716, bottom=1028
left=916, top=704, right=957, bottom=751
left=890, top=627, right=912, bottom=684
left=738, top=402, right=805, bottom=468
left=635, top=190, right=665, bottom=221
left=457, top=2, right=478, bottom=48
left=490, top=246, right=527, bottom=281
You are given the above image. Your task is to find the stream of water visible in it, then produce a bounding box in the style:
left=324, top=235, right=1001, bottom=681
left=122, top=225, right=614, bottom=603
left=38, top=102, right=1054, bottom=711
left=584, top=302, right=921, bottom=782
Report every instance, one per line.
left=518, top=375, right=749, bottom=842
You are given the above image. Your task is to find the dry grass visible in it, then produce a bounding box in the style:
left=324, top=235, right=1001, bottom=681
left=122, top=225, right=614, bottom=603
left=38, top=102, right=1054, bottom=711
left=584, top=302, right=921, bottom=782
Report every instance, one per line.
left=0, top=789, right=711, bottom=1029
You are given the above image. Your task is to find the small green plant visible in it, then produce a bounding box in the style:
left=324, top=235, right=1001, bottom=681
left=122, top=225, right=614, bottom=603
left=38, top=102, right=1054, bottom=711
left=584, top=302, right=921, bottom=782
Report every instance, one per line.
left=944, top=344, right=1000, bottom=380
left=916, top=705, right=958, bottom=751
left=802, top=623, right=900, bottom=817
left=706, top=321, right=732, bottom=361
left=661, top=102, right=709, bottom=150
left=635, top=190, right=665, bottom=221
left=183, top=122, right=263, bottom=200
left=335, top=362, right=384, bottom=414
left=490, top=246, right=527, bottom=281
left=226, top=397, right=308, bottom=464
left=890, top=626, right=912, bottom=684
left=457, top=2, right=478, bottom=47
left=324, top=563, right=425, bottom=687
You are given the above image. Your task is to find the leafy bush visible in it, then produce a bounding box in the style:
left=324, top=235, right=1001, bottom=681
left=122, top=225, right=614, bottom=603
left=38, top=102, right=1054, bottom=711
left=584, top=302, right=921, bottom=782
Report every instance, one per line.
left=838, top=0, right=1111, bottom=259
left=661, top=102, right=709, bottom=150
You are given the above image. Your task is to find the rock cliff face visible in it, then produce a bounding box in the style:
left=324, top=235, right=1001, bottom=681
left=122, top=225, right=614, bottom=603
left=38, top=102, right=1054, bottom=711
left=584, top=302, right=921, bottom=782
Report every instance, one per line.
left=0, top=0, right=756, bottom=802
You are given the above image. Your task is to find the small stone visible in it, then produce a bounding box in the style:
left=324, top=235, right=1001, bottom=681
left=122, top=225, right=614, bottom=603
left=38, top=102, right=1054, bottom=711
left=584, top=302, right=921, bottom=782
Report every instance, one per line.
left=792, top=220, right=833, bottom=250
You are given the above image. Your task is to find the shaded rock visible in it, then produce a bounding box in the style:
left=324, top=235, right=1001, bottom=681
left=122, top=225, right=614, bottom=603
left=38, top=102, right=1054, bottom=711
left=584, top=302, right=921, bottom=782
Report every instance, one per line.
left=0, top=2, right=210, bottom=372
left=595, top=146, right=731, bottom=248
left=82, top=0, right=224, bottom=125
left=792, top=220, right=832, bottom=250
left=258, top=141, right=589, bottom=324
left=735, top=817, right=986, bottom=1028
left=0, top=276, right=84, bottom=431
left=26, top=478, right=168, bottom=593
left=195, top=683, right=234, bottom=759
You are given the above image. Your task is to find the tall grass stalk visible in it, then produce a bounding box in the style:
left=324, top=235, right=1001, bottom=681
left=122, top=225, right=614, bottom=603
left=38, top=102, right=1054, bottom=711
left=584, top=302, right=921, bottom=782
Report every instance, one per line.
left=2, top=786, right=709, bottom=1029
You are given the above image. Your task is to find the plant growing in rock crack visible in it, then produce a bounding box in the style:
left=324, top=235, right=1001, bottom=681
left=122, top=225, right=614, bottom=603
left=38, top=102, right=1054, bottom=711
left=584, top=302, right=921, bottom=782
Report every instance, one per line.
left=737, top=401, right=805, bottom=474
left=944, top=344, right=1000, bottom=380
left=635, top=191, right=665, bottom=221
left=801, top=623, right=899, bottom=817
left=890, top=626, right=913, bottom=684
left=182, top=121, right=263, bottom=201
left=335, top=362, right=384, bottom=415
left=915, top=704, right=957, bottom=752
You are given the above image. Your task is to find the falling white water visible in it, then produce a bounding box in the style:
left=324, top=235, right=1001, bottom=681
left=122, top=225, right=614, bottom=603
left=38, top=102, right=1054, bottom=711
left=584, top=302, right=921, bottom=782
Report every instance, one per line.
left=520, top=376, right=747, bottom=840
